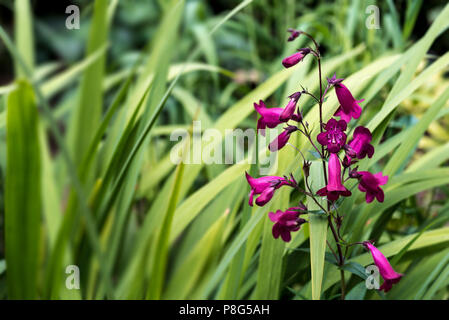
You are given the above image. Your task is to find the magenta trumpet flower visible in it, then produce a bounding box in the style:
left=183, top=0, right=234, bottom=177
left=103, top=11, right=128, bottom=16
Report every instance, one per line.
left=254, top=100, right=284, bottom=133
left=317, top=118, right=347, bottom=153
left=282, top=48, right=310, bottom=68
left=245, top=172, right=290, bottom=207
left=333, top=83, right=364, bottom=123
left=357, top=171, right=388, bottom=203
left=269, top=208, right=307, bottom=242
left=254, top=100, right=300, bottom=136
left=363, top=241, right=403, bottom=292
left=268, top=126, right=298, bottom=152
left=317, top=153, right=351, bottom=201
left=346, top=126, right=374, bottom=160
left=279, top=92, right=301, bottom=122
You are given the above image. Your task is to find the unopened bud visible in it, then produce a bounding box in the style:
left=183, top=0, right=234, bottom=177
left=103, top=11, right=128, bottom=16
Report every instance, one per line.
left=287, top=28, right=301, bottom=42
left=349, top=167, right=362, bottom=179
left=303, top=160, right=311, bottom=177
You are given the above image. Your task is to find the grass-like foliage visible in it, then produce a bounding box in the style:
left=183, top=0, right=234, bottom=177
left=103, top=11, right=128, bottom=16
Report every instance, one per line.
left=0, top=0, right=448, bottom=300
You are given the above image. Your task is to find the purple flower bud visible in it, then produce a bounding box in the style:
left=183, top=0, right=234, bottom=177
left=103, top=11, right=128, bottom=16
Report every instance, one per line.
left=297, top=109, right=304, bottom=122
left=348, top=166, right=362, bottom=179
left=316, top=153, right=351, bottom=201
left=327, top=73, right=344, bottom=85
left=357, top=171, right=388, bottom=203
left=363, top=241, right=403, bottom=292
left=282, top=48, right=310, bottom=68
left=333, top=83, right=364, bottom=123
left=268, top=126, right=298, bottom=152
left=289, top=92, right=302, bottom=100
left=303, top=160, right=311, bottom=178
left=287, top=28, right=301, bottom=41
left=279, top=92, right=301, bottom=122
left=342, top=155, right=352, bottom=168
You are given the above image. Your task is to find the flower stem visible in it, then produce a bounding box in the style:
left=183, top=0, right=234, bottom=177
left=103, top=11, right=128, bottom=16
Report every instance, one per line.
left=305, top=31, right=346, bottom=300
left=302, top=30, right=346, bottom=300
left=317, top=56, right=328, bottom=185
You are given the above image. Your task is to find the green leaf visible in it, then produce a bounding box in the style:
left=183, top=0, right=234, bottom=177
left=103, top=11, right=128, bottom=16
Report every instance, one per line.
left=5, top=80, right=41, bottom=299
left=0, top=24, right=108, bottom=300
left=307, top=161, right=327, bottom=300
left=406, top=142, right=449, bottom=172
left=367, top=5, right=449, bottom=132
left=384, top=86, right=449, bottom=176
left=413, top=250, right=449, bottom=299
left=41, top=46, right=107, bottom=99
left=253, top=195, right=286, bottom=299
left=68, top=0, right=109, bottom=167
left=342, top=262, right=368, bottom=280
left=163, top=212, right=227, bottom=299
left=147, top=162, right=185, bottom=299
left=403, top=0, right=423, bottom=40
left=14, top=0, right=34, bottom=77
left=345, top=282, right=367, bottom=300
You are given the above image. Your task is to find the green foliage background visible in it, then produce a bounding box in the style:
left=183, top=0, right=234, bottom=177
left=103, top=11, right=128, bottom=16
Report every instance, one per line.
left=0, top=0, right=448, bottom=300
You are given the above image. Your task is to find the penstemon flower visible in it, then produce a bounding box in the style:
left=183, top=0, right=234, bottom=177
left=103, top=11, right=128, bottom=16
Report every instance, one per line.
left=269, top=207, right=307, bottom=242
left=268, top=125, right=298, bottom=152
left=357, top=171, right=388, bottom=203
left=245, top=172, right=292, bottom=207
left=244, top=29, right=398, bottom=298
left=333, top=82, right=364, bottom=123
left=345, top=126, right=374, bottom=160
left=254, top=100, right=301, bottom=134
left=317, top=118, right=347, bottom=153
left=316, top=153, right=351, bottom=201
left=363, top=241, right=403, bottom=292
left=254, top=100, right=285, bottom=132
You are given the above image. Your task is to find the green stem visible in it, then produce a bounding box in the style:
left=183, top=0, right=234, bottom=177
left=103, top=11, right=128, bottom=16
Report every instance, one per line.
left=340, top=268, right=346, bottom=300
left=307, top=31, right=346, bottom=299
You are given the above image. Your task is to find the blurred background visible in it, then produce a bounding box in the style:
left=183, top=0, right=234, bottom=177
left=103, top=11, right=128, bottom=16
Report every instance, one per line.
left=0, top=0, right=449, bottom=300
